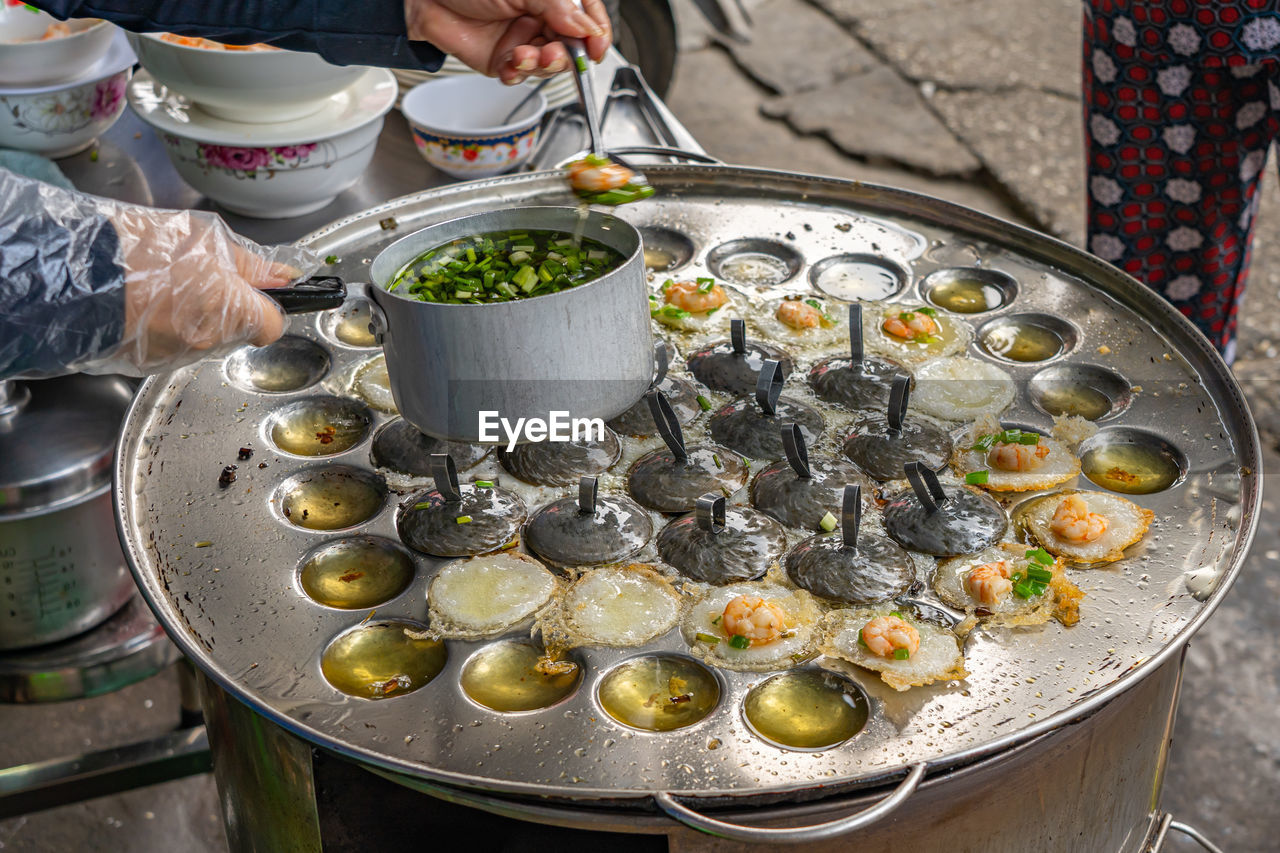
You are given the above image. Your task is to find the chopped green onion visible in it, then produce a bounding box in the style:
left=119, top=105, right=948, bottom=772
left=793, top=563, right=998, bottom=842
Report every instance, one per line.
left=474, top=480, right=494, bottom=488
left=857, top=629, right=868, bottom=648
left=889, top=611, right=904, bottom=620
left=1012, top=582, right=1037, bottom=599
left=917, top=335, right=943, bottom=344
left=1018, top=432, right=1041, bottom=445
left=194, top=541, right=212, bottom=548
left=658, top=304, right=691, bottom=319
left=917, top=306, right=937, bottom=316
left=1002, top=428, right=1023, bottom=443
left=456, top=515, right=473, bottom=524
left=899, top=312, right=914, bottom=322
left=695, top=632, right=721, bottom=645
left=819, top=512, right=838, bottom=532
left=696, top=279, right=715, bottom=294
left=413, top=502, right=432, bottom=510
left=805, top=298, right=822, bottom=310
left=728, top=634, right=750, bottom=650
left=704, top=307, right=720, bottom=315
left=1026, top=566, right=1054, bottom=584
left=972, top=434, right=997, bottom=452
left=893, top=647, right=911, bottom=660
left=324, top=254, right=339, bottom=265
left=1026, top=547, right=1054, bottom=565
left=696, top=395, right=712, bottom=411
left=661, top=279, right=674, bottom=291
left=965, top=470, right=989, bottom=485
left=712, top=454, right=723, bottom=469
left=575, top=55, right=588, bottom=73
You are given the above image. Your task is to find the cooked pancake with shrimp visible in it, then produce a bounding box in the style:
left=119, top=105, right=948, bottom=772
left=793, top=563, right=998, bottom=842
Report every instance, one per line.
left=683, top=583, right=821, bottom=671
left=910, top=356, right=1015, bottom=422
left=1022, top=491, right=1153, bottom=565
left=427, top=552, right=558, bottom=638
left=863, top=304, right=971, bottom=364
left=651, top=277, right=732, bottom=332
left=952, top=417, right=1080, bottom=493
left=823, top=608, right=967, bottom=691
left=547, top=564, right=682, bottom=647
left=756, top=297, right=846, bottom=347
left=934, top=542, right=1081, bottom=628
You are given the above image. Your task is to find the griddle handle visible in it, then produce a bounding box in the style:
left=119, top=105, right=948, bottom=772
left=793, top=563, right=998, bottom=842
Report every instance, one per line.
left=652, top=341, right=670, bottom=388
left=887, top=375, right=910, bottom=435
left=655, top=762, right=927, bottom=843
left=430, top=453, right=462, bottom=503
left=755, top=359, right=784, bottom=418
left=646, top=390, right=688, bottom=460
left=730, top=318, right=748, bottom=355
left=842, top=483, right=861, bottom=552
left=579, top=476, right=598, bottom=515
left=695, top=493, right=726, bottom=535
left=849, top=303, right=864, bottom=366
left=263, top=276, right=348, bottom=314
left=781, top=423, right=810, bottom=479
left=904, top=461, right=946, bottom=514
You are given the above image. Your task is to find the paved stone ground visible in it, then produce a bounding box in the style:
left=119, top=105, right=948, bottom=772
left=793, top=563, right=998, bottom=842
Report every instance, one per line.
left=3, top=1, right=1279, bottom=850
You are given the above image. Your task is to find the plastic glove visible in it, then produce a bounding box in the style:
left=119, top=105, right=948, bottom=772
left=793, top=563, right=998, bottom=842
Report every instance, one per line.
left=0, top=168, right=318, bottom=380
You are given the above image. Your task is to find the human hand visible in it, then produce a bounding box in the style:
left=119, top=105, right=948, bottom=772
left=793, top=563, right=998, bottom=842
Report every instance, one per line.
left=404, top=0, right=612, bottom=85
left=99, top=206, right=314, bottom=374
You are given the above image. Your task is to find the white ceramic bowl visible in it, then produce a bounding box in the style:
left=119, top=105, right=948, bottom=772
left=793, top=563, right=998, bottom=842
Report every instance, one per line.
left=401, top=75, right=545, bottom=179
left=0, top=66, right=129, bottom=157
left=129, top=68, right=396, bottom=219
left=126, top=31, right=368, bottom=123
left=0, top=10, right=114, bottom=87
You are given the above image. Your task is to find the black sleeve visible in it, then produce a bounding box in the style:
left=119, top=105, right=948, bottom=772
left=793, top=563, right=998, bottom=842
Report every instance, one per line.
left=30, top=0, right=445, bottom=71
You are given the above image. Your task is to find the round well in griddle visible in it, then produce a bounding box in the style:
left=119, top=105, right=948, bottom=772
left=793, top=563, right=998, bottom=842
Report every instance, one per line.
left=809, top=253, right=907, bottom=301
left=687, top=320, right=795, bottom=397
left=1079, top=428, right=1187, bottom=495
left=370, top=418, right=490, bottom=477
left=743, top=669, right=870, bottom=751
left=979, top=314, right=1078, bottom=363
left=525, top=478, right=653, bottom=566
left=922, top=267, right=1017, bottom=314
left=298, top=536, right=414, bottom=609
left=226, top=335, right=330, bottom=393
left=267, top=396, right=372, bottom=457
left=639, top=226, right=695, bottom=273
left=321, top=298, right=379, bottom=348
left=497, top=428, right=622, bottom=486
left=276, top=466, right=386, bottom=531
left=460, top=641, right=583, bottom=713
left=656, top=497, right=786, bottom=584
left=706, top=238, right=801, bottom=287
left=1028, top=363, right=1131, bottom=421
left=597, top=655, right=721, bottom=732
left=320, top=620, right=447, bottom=700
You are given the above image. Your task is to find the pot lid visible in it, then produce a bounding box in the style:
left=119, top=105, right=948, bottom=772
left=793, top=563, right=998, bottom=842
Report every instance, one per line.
left=0, top=376, right=133, bottom=517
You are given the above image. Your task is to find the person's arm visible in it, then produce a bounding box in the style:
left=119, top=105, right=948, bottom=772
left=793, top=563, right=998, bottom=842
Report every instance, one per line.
left=0, top=170, right=312, bottom=380
left=31, top=0, right=445, bottom=71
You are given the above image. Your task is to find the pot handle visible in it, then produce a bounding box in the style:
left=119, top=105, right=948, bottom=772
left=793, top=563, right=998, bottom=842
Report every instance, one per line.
left=653, top=762, right=926, bottom=844
left=262, top=276, right=348, bottom=314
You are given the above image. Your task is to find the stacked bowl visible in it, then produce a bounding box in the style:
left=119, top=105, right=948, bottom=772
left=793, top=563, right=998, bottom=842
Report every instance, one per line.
left=125, top=33, right=395, bottom=218
left=0, top=7, right=131, bottom=157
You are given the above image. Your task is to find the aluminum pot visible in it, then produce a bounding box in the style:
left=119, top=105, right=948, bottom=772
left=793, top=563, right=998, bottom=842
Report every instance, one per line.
left=0, top=377, right=135, bottom=650
left=364, top=207, right=651, bottom=442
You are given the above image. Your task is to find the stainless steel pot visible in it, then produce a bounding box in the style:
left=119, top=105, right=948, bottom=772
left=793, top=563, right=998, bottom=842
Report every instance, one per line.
left=364, top=206, right=651, bottom=442
left=0, top=377, right=135, bottom=650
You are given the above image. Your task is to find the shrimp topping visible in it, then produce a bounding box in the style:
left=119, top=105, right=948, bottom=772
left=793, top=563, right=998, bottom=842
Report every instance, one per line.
left=722, top=595, right=788, bottom=646
left=567, top=158, right=635, bottom=194
left=1050, top=494, right=1108, bottom=543
left=664, top=279, right=728, bottom=314
left=965, top=561, right=1012, bottom=607
left=883, top=310, right=940, bottom=342
left=860, top=615, right=920, bottom=659
left=776, top=300, right=824, bottom=330
left=988, top=440, right=1051, bottom=472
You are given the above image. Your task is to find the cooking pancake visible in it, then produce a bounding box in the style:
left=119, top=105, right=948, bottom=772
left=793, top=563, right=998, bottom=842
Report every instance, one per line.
left=397, top=485, right=527, bottom=557
left=785, top=531, right=914, bottom=605
left=843, top=412, right=952, bottom=482
left=807, top=355, right=908, bottom=412
left=882, top=484, right=1007, bottom=557
left=823, top=607, right=968, bottom=691
left=756, top=297, right=848, bottom=348
left=749, top=456, right=867, bottom=530
left=524, top=492, right=653, bottom=567
left=910, top=356, right=1015, bottom=422
left=627, top=445, right=749, bottom=513
left=863, top=303, right=972, bottom=364
left=683, top=582, right=821, bottom=671
left=497, top=427, right=622, bottom=486
left=428, top=552, right=558, bottom=638
left=1021, top=490, right=1153, bottom=565
left=608, top=375, right=701, bottom=437
left=951, top=424, right=1080, bottom=493
left=687, top=339, right=795, bottom=396
left=656, top=505, right=787, bottom=584
left=707, top=396, right=824, bottom=461
left=549, top=564, right=682, bottom=647
left=934, top=542, right=1081, bottom=628
left=371, top=418, right=491, bottom=476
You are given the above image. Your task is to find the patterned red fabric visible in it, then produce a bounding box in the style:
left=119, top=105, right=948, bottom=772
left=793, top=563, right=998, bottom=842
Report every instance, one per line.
left=1085, top=1, right=1280, bottom=358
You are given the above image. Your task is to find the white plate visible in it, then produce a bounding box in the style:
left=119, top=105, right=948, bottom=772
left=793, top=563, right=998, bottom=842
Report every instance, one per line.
left=127, top=66, right=396, bottom=146
left=0, top=28, right=135, bottom=95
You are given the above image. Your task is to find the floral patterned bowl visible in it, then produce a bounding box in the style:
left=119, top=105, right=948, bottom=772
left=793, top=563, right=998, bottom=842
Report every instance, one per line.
left=0, top=66, right=129, bottom=157
left=401, top=75, right=546, bottom=179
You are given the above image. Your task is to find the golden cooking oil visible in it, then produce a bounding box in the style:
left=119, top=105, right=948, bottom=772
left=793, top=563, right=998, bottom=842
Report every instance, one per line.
left=720, top=253, right=789, bottom=286
left=461, top=642, right=581, bottom=712
left=644, top=247, right=677, bottom=272
left=927, top=277, right=1006, bottom=313
left=353, top=356, right=397, bottom=414
left=271, top=400, right=370, bottom=456
left=299, top=538, right=413, bottom=609
left=814, top=260, right=901, bottom=301
left=321, top=621, right=447, bottom=700
left=1035, top=382, right=1112, bottom=421
left=1082, top=442, right=1181, bottom=494
left=981, top=322, right=1064, bottom=362
left=743, top=670, right=869, bottom=750
left=280, top=470, right=384, bottom=531
left=598, top=655, right=719, bottom=732
left=333, top=301, right=378, bottom=347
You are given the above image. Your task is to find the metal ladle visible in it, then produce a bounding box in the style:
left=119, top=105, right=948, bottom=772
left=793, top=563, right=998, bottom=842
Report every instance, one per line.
left=564, top=28, right=648, bottom=185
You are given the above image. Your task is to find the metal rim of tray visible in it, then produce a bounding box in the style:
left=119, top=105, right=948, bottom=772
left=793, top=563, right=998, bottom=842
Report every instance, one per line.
left=114, top=165, right=1262, bottom=805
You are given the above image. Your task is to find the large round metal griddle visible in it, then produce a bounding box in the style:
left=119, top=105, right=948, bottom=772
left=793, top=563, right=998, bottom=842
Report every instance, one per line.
left=114, top=167, right=1261, bottom=804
